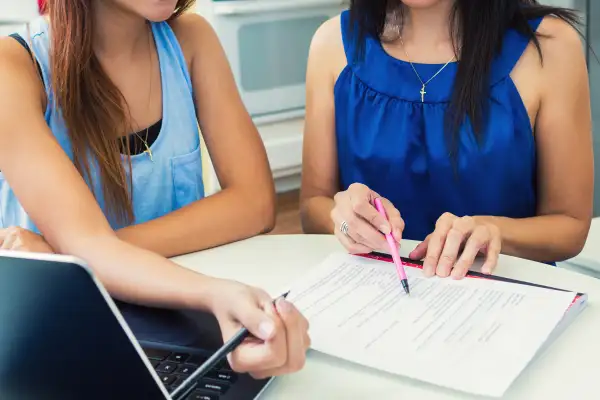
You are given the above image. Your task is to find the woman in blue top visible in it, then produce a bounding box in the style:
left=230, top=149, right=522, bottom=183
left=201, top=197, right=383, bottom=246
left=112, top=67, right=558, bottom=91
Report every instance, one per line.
left=0, top=0, right=308, bottom=377
left=301, top=0, right=593, bottom=279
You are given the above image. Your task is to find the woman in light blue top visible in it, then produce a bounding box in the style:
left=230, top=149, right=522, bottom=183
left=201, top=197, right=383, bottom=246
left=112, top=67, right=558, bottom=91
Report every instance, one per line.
left=0, top=0, right=309, bottom=378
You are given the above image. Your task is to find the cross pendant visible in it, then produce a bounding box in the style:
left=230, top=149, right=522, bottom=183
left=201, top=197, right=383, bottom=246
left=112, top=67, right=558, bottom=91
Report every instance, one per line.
left=144, top=147, right=154, bottom=162
left=420, top=84, right=426, bottom=102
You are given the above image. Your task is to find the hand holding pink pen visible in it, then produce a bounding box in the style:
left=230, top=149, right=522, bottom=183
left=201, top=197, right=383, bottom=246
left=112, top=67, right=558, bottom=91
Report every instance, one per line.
left=373, top=198, right=410, bottom=295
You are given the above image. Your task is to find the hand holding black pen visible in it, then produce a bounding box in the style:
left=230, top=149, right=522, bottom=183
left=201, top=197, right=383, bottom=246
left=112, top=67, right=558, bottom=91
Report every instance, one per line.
left=171, top=290, right=310, bottom=399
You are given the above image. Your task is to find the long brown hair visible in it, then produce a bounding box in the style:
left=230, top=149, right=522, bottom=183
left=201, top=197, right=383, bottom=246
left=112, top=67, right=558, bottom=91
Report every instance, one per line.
left=47, top=0, right=196, bottom=225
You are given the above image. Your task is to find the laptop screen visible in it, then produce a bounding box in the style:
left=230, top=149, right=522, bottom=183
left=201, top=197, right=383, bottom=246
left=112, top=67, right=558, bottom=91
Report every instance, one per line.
left=0, top=254, right=168, bottom=400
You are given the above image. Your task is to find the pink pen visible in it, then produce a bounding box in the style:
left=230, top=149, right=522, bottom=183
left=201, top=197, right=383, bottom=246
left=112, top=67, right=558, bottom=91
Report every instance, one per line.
left=373, top=198, right=410, bottom=295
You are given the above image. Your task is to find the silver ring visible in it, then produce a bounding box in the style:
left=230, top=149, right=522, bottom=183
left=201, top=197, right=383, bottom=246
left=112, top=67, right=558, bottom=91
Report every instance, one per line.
left=340, top=220, right=350, bottom=236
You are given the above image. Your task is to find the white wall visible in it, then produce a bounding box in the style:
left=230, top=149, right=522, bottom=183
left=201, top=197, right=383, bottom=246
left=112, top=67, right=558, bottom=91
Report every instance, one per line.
left=0, top=0, right=38, bottom=35
left=0, top=1, right=38, bottom=23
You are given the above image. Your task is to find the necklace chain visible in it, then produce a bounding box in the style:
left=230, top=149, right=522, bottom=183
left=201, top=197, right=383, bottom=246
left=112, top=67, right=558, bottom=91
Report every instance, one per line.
left=132, top=23, right=154, bottom=162
left=144, top=23, right=154, bottom=162
left=399, top=37, right=455, bottom=102
left=134, top=128, right=153, bottom=162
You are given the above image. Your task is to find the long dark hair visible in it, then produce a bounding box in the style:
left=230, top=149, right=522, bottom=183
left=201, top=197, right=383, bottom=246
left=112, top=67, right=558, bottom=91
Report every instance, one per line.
left=349, top=0, right=581, bottom=156
left=47, top=0, right=196, bottom=224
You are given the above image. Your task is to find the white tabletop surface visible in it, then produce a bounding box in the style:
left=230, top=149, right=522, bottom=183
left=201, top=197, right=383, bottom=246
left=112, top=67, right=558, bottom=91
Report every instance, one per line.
left=172, top=234, right=600, bottom=400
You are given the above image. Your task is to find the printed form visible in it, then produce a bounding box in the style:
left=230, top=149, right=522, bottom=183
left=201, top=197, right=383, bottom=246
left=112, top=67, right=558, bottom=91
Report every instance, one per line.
left=288, top=253, right=576, bottom=397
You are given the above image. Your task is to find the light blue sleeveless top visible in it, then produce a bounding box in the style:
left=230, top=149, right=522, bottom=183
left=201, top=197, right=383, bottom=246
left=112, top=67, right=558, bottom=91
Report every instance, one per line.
left=336, top=10, right=541, bottom=242
left=0, top=17, right=204, bottom=231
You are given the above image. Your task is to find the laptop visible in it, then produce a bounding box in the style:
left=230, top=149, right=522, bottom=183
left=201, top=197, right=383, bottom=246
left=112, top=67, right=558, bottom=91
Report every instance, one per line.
left=0, top=251, right=274, bottom=400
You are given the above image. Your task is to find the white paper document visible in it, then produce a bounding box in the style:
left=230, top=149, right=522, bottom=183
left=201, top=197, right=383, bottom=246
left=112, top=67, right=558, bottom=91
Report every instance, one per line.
left=288, top=253, right=577, bottom=397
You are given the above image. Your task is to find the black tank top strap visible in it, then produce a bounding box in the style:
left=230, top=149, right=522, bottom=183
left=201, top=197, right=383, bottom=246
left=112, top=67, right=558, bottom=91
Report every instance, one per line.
left=9, top=33, right=45, bottom=86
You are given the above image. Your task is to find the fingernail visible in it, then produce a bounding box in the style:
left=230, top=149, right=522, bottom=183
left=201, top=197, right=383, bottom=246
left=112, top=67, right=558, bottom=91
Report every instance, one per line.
left=258, top=320, right=275, bottom=340
left=264, top=302, right=277, bottom=316
left=277, top=298, right=292, bottom=314
left=423, top=264, right=434, bottom=277
left=436, top=265, right=446, bottom=277
left=393, top=230, right=402, bottom=241
left=379, top=224, right=391, bottom=235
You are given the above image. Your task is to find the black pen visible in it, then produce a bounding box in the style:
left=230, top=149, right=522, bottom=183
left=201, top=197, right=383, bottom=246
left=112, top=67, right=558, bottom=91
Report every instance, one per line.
left=170, top=291, right=289, bottom=399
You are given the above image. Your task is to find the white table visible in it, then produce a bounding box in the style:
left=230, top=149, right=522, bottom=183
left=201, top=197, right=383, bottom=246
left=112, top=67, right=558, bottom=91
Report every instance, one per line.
left=172, top=235, right=600, bottom=400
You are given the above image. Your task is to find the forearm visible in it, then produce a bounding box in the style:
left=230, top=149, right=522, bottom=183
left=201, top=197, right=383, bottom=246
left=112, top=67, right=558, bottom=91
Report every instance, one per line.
left=300, top=196, right=336, bottom=234
left=68, top=234, right=216, bottom=311
left=475, top=214, right=590, bottom=262
left=117, top=187, right=276, bottom=257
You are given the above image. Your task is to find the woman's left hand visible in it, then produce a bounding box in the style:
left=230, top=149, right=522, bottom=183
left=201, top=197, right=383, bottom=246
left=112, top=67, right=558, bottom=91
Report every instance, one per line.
left=409, top=213, right=501, bottom=279
left=0, top=226, right=54, bottom=254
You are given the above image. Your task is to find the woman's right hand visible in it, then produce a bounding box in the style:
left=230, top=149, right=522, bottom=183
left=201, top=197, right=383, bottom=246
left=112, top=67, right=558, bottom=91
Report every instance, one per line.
left=331, top=183, right=405, bottom=254
left=208, top=278, right=310, bottom=380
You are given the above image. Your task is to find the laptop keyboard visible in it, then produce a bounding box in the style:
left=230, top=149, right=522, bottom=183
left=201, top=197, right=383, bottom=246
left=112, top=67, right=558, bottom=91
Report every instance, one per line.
left=143, top=347, right=238, bottom=400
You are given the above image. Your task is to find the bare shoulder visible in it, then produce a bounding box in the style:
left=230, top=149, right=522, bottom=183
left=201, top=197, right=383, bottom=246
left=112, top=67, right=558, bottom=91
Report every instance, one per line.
left=312, top=15, right=343, bottom=50
left=308, top=15, right=347, bottom=81
left=168, top=13, right=221, bottom=65
left=537, top=16, right=586, bottom=69
left=515, top=16, right=586, bottom=104
left=537, top=16, right=583, bottom=47
left=0, top=37, right=39, bottom=79
left=0, top=37, right=44, bottom=110
left=310, top=15, right=345, bottom=61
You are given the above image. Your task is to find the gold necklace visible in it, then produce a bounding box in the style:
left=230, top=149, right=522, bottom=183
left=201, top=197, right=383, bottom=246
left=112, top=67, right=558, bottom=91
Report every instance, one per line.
left=399, top=37, right=455, bottom=102
left=134, top=128, right=153, bottom=161
left=122, top=25, right=155, bottom=162
left=134, top=23, right=155, bottom=162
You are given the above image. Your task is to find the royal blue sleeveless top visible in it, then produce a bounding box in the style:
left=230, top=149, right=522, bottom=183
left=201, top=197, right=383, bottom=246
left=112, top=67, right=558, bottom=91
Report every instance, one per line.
left=336, top=11, right=542, bottom=241
left=0, top=17, right=204, bottom=231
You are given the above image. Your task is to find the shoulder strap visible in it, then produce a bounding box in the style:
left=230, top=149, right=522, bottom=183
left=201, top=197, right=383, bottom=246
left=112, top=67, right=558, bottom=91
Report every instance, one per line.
left=9, top=32, right=45, bottom=86
left=489, top=17, right=544, bottom=84
left=154, top=21, right=193, bottom=96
